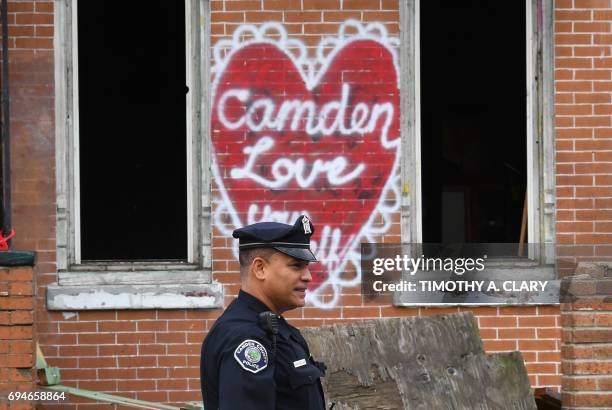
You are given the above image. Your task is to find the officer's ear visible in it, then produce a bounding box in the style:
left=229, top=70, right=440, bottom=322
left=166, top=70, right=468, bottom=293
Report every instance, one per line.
left=251, top=256, right=268, bottom=280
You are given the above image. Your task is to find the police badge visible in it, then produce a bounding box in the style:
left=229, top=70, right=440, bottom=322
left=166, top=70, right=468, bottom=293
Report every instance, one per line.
left=234, top=339, right=268, bottom=374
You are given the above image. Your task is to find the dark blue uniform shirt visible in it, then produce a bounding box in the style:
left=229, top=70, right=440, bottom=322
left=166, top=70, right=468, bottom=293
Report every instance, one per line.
left=201, top=290, right=326, bottom=410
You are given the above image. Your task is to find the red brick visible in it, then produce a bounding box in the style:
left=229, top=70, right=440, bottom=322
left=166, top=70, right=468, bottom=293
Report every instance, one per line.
left=303, top=0, right=341, bottom=9
left=556, top=10, right=592, bottom=20
left=537, top=328, right=562, bottom=339
left=363, top=11, right=400, bottom=21
left=8, top=282, right=32, bottom=296
left=595, top=151, right=612, bottom=161
left=117, top=332, right=155, bottom=344
left=78, top=333, right=115, bottom=345
left=556, top=175, right=593, bottom=186
left=225, top=1, right=261, bottom=11
left=575, top=0, right=611, bottom=7
left=167, top=343, right=199, bottom=355
left=556, top=22, right=573, bottom=33
left=556, top=58, right=592, bottom=68
left=575, top=115, right=611, bottom=127
left=303, top=308, right=341, bottom=319
left=556, top=199, right=593, bottom=209
left=342, top=306, right=381, bottom=318
left=59, top=322, right=97, bottom=333
left=35, top=2, right=53, bottom=13
left=596, top=174, right=612, bottom=184
left=594, top=104, right=612, bottom=115
left=478, top=316, right=517, bottom=328
left=498, top=328, right=536, bottom=339
left=595, top=81, right=612, bottom=91
left=99, top=345, right=137, bottom=356
left=519, top=340, right=557, bottom=351
left=98, top=321, right=136, bottom=332
left=35, top=26, right=53, bottom=37
left=118, top=356, right=157, bottom=368
left=15, top=13, right=53, bottom=25
left=576, top=93, right=611, bottom=103
left=0, top=268, right=32, bottom=282
left=539, top=351, right=562, bottom=362
left=575, top=22, right=611, bottom=32
left=78, top=379, right=117, bottom=392
left=138, top=344, right=166, bottom=355
left=243, top=11, right=284, bottom=22
left=157, top=379, right=188, bottom=390
left=557, top=152, right=593, bottom=163
left=58, top=345, right=97, bottom=357
left=98, top=368, right=137, bottom=380
left=5, top=354, right=33, bottom=368
left=8, top=341, right=32, bottom=354
left=323, top=11, right=361, bottom=21
left=10, top=311, right=33, bottom=325
left=563, top=360, right=611, bottom=375
left=137, top=368, right=167, bottom=379
left=284, top=11, right=322, bottom=22
left=167, top=320, right=206, bottom=332
left=556, top=104, right=592, bottom=115
left=262, top=0, right=301, bottom=10
left=556, top=34, right=592, bottom=45
left=8, top=26, right=35, bottom=37
left=576, top=70, right=612, bottom=80
left=577, top=209, right=612, bottom=220
left=156, top=332, right=186, bottom=344
left=483, top=340, right=517, bottom=351
left=499, top=307, right=537, bottom=315
left=211, top=11, right=245, bottom=22
left=117, top=379, right=156, bottom=391
left=539, top=375, right=562, bottom=386
left=159, top=355, right=186, bottom=367
left=78, top=357, right=117, bottom=368
left=526, top=363, right=557, bottom=374
left=594, top=9, right=612, bottom=19
left=0, top=326, right=32, bottom=340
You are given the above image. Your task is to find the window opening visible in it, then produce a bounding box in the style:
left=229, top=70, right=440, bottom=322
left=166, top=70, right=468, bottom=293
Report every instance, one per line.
left=420, top=0, right=527, bottom=245
left=77, top=1, right=188, bottom=260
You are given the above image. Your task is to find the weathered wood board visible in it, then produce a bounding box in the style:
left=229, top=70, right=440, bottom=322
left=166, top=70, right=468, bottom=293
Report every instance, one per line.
left=301, top=312, right=536, bottom=410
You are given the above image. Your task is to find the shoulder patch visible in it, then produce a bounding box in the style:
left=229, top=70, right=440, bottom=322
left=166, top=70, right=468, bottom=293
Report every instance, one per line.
left=234, top=339, right=268, bottom=374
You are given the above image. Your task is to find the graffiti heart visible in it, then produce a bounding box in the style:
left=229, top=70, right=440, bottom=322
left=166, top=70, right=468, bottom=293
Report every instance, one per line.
left=212, top=21, right=401, bottom=308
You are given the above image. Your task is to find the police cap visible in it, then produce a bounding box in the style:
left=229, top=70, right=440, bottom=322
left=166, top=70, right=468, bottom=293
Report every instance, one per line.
left=232, top=215, right=317, bottom=262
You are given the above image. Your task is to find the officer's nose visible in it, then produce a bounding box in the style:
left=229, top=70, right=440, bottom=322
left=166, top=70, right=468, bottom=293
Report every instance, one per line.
left=301, top=266, right=312, bottom=283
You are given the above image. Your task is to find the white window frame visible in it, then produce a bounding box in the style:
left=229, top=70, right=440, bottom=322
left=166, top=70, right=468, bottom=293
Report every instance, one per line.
left=50, top=0, right=221, bottom=309
left=397, top=0, right=556, bottom=305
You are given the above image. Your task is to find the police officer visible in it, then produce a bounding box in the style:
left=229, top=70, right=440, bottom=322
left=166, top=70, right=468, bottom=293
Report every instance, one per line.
left=200, top=215, right=326, bottom=410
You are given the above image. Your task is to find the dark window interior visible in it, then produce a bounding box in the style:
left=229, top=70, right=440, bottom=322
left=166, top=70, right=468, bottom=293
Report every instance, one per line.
left=420, top=0, right=527, bottom=244
left=78, top=1, right=187, bottom=261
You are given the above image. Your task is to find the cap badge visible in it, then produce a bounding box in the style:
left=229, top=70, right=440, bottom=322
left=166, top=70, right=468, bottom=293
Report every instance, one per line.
left=302, top=216, right=312, bottom=234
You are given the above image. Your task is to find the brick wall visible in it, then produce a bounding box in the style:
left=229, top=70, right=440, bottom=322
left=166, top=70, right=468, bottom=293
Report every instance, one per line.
left=0, top=265, right=35, bottom=410
left=555, top=0, right=612, bottom=408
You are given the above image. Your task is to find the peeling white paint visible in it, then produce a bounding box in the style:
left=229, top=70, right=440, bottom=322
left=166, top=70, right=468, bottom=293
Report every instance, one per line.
left=47, top=284, right=223, bottom=310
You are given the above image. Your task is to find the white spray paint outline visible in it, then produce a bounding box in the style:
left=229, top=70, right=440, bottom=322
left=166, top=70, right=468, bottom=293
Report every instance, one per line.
left=211, top=20, right=401, bottom=309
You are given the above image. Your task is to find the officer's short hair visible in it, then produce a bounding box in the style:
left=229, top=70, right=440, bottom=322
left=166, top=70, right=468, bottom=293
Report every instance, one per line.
left=238, top=247, right=277, bottom=278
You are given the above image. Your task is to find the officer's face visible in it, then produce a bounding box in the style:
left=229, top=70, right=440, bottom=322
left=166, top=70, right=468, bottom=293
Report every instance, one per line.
left=260, top=251, right=312, bottom=313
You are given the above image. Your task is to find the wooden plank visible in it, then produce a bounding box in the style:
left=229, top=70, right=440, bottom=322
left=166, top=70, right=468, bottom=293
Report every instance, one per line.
left=302, top=312, right=536, bottom=409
